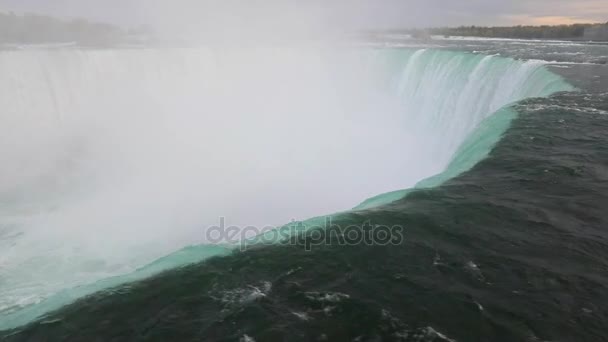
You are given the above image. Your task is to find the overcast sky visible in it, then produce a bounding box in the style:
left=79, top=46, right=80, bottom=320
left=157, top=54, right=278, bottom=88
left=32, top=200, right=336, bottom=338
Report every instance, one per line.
left=0, top=0, right=606, bottom=30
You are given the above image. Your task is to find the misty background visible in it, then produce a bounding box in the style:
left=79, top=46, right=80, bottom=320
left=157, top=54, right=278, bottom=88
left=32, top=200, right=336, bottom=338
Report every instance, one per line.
left=1, top=0, right=607, bottom=34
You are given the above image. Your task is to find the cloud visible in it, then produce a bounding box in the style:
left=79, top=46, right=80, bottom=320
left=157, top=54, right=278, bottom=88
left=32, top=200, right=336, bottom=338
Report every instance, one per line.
left=504, top=15, right=599, bottom=26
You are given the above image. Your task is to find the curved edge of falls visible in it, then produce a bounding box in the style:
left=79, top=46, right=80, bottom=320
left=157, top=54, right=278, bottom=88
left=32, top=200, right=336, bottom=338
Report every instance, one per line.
left=354, top=106, right=519, bottom=210
left=0, top=49, right=575, bottom=331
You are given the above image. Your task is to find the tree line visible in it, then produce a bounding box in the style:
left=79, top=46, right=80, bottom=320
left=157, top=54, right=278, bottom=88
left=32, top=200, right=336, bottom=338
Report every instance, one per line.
left=0, top=12, right=150, bottom=46
left=428, top=23, right=608, bottom=40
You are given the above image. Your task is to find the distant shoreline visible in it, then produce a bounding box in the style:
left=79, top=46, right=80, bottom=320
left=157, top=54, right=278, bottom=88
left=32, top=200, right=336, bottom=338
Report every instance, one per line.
left=2, top=12, right=607, bottom=46
left=368, top=23, right=608, bottom=43
left=0, top=12, right=151, bottom=47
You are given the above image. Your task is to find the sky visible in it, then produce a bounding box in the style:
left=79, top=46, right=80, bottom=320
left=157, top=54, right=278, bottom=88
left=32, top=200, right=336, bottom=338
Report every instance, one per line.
left=0, top=0, right=606, bottom=31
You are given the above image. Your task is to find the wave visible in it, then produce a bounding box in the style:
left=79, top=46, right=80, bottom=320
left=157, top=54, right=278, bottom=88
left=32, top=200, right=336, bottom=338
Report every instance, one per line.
left=0, top=48, right=573, bottom=330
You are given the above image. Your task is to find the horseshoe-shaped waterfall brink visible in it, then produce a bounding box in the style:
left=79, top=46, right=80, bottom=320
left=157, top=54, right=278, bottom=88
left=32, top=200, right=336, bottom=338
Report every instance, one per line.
left=0, top=48, right=573, bottom=330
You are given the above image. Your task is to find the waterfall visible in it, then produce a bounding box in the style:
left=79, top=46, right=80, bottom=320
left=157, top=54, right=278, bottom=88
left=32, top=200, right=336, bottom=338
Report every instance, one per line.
left=0, top=47, right=572, bottom=329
